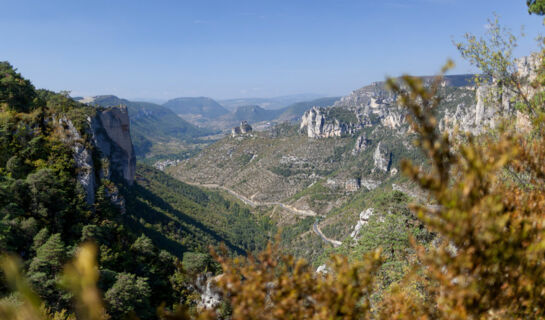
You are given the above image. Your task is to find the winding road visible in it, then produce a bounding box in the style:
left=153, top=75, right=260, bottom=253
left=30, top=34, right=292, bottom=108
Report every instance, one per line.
left=183, top=182, right=317, bottom=217
left=181, top=180, right=343, bottom=246
left=313, top=223, right=342, bottom=247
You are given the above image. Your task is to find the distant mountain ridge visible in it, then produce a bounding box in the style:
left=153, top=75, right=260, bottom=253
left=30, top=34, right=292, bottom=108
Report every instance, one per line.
left=276, top=97, right=340, bottom=122
left=204, top=97, right=340, bottom=131
left=219, top=94, right=326, bottom=111
left=163, top=97, right=229, bottom=118
left=226, top=105, right=282, bottom=123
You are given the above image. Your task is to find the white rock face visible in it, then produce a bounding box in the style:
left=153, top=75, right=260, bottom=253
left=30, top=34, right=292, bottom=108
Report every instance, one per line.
left=196, top=273, right=223, bottom=310
left=373, top=142, right=391, bottom=172
left=360, top=179, right=380, bottom=190
left=352, top=134, right=369, bottom=155
left=56, top=117, right=96, bottom=205
left=91, top=105, right=136, bottom=185
left=300, top=77, right=448, bottom=139
left=442, top=54, right=541, bottom=134
left=316, top=264, right=330, bottom=274
left=333, top=81, right=396, bottom=110
left=517, top=54, right=540, bottom=85
left=54, top=105, right=136, bottom=206
left=73, top=141, right=95, bottom=204
left=332, top=81, right=406, bottom=131
left=301, top=62, right=541, bottom=143
left=300, top=107, right=354, bottom=138
left=382, top=111, right=403, bottom=129
left=350, top=208, right=374, bottom=239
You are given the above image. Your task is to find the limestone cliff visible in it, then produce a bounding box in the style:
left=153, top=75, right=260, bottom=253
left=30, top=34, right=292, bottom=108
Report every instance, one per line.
left=298, top=64, right=539, bottom=163
left=373, top=142, right=391, bottom=172
left=56, top=116, right=96, bottom=204
left=300, top=106, right=357, bottom=138
left=58, top=105, right=136, bottom=205
left=91, top=105, right=136, bottom=185
left=351, top=134, right=370, bottom=155
left=300, top=75, right=478, bottom=139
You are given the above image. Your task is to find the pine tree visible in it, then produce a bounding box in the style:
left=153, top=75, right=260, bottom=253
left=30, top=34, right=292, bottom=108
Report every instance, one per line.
left=28, top=233, right=66, bottom=306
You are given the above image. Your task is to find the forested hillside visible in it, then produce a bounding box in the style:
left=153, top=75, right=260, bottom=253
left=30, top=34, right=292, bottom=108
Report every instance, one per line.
left=126, top=164, right=271, bottom=256
left=0, top=63, right=270, bottom=319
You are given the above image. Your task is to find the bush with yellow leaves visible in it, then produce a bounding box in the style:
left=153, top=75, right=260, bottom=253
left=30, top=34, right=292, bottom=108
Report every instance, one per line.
left=206, top=241, right=383, bottom=320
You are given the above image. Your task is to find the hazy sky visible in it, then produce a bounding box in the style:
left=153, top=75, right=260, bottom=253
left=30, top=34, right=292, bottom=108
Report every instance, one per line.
left=1, top=0, right=543, bottom=101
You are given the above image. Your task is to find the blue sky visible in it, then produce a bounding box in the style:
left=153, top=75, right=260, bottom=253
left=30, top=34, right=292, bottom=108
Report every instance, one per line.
left=1, top=0, right=543, bottom=101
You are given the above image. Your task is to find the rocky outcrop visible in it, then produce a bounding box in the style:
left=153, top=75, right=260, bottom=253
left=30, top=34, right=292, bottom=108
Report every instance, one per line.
left=300, top=80, right=422, bottom=138
left=332, top=82, right=404, bottom=130
left=333, top=81, right=396, bottom=110
left=350, top=208, right=374, bottom=239
left=298, top=75, right=493, bottom=141
left=441, top=55, right=540, bottom=134
left=474, top=85, right=501, bottom=131
left=91, top=105, right=136, bottom=185
left=360, top=179, right=380, bottom=190
left=316, top=264, right=330, bottom=274
left=300, top=107, right=355, bottom=138
left=345, top=178, right=361, bottom=192
left=373, top=142, right=391, bottom=172
left=56, top=117, right=96, bottom=204
left=352, top=134, right=370, bottom=155
left=57, top=105, right=136, bottom=206
left=196, top=273, right=223, bottom=310
left=299, top=63, right=541, bottom=141
left=516, top=54, right=540, bottom=89
left=231, top=121, right=253, bottom=137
